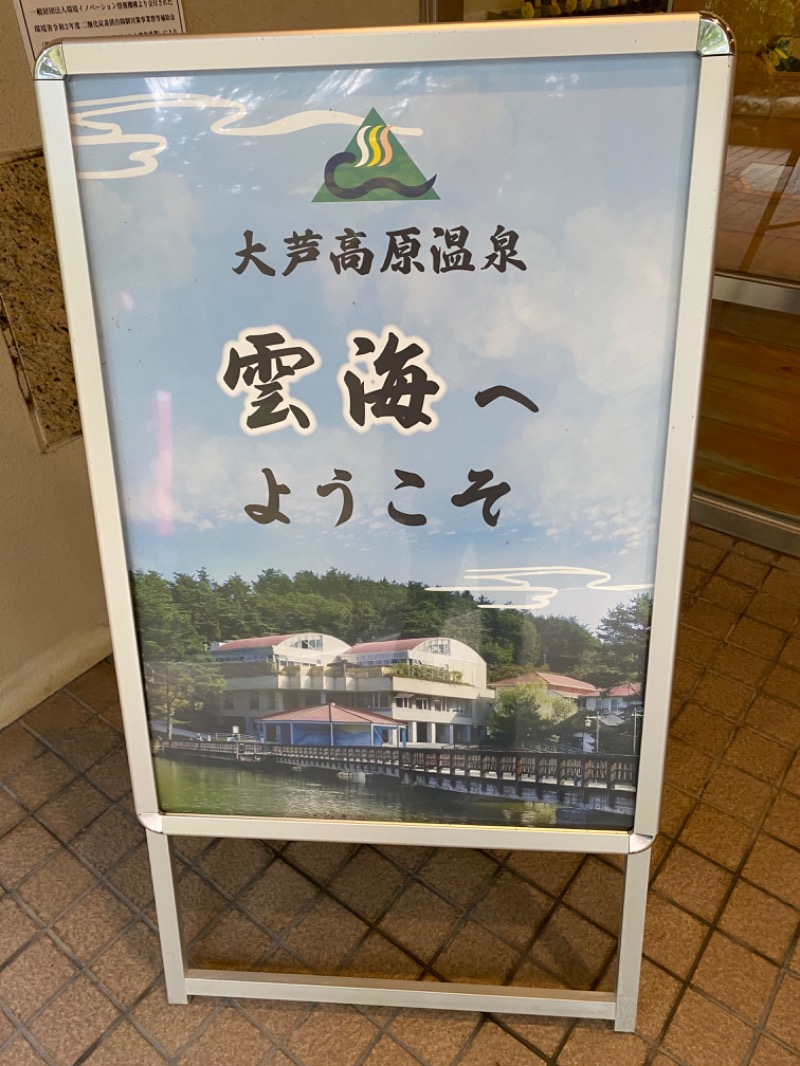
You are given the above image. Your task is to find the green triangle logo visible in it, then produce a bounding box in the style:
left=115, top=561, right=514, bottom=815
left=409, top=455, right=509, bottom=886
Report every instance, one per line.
left=313, top=107, right=439, bottom=203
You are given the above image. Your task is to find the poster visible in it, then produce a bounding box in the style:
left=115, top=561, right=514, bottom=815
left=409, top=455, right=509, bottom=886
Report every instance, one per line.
left=68, top=51, right=699, bottom=830
left=14, top=0, right=184, bottom=72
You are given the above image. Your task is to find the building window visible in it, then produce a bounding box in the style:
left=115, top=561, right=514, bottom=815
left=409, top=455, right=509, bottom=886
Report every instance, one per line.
left=249, top=693, right=259, bottom=711
left=415, top=698, right=428, bottom=710
left=427, top=639, right=450, bottom=655
left=433, top=698, right=443, bottom=712
left=416, top=722, right=430, bottom=743
left=396, top=696, right=411, bottom=708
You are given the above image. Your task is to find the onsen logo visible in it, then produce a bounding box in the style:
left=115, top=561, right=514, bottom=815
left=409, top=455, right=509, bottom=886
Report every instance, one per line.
left=313, top=107, right=439, bottom=203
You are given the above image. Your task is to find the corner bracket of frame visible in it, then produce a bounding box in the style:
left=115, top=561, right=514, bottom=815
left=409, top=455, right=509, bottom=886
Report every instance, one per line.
left=697, top=13, right=735, bottom=57
left=35, top=43, right=66, bottom=79
left=629, top=833, right=655, bottom=854
left=139, top=812, right=165, bottom=833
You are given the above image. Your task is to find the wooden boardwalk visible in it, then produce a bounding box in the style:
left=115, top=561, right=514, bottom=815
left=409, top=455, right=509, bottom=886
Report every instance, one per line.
left=156, top=739, right=637, bottom=810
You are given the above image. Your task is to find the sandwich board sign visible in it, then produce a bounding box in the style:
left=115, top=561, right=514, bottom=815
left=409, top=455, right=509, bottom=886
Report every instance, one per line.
left=36, top=13, right=733, bottom=1027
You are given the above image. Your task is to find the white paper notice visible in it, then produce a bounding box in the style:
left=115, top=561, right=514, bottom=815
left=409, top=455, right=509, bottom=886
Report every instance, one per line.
left=14, top=0, right=185, bottom=70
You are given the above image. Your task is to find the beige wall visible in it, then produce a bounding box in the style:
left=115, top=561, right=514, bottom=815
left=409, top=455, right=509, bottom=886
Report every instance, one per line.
left=0, top=0, right=419, bottom=726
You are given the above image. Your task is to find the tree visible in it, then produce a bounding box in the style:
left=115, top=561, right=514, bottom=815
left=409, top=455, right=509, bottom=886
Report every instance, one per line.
left=480, top=603, right=543, bottom=680
left=531, top=615, right=597, bottom=676
left=486, top=681, right=574, bottom=749
left=578, top=595, right=652, bottom=689
left=130, top=570, right=225, bottom=737
left=144, top=660, right=226, bottom=738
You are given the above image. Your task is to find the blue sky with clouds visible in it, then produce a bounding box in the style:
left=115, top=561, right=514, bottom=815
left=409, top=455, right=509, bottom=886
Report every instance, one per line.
left=68, top=51, right=699, bottom=630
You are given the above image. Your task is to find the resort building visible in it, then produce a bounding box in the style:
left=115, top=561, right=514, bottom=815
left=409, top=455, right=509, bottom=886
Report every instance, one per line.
left=210, top=632, right=493, bottom=747
left=493, top=671, right=601, bottom=707
left=253, top=703, right=405, bottom=747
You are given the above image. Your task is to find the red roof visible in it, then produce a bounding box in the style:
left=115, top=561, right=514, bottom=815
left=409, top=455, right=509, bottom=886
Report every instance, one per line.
left=344, top=638, right=428, bottom=657
left=607, top=682, right=642, bottom=697
left=216, top=635, right=295, bottom=651
left=256, top=702, right=403, bottom=726
left=493, top=672, right=601, bottom=698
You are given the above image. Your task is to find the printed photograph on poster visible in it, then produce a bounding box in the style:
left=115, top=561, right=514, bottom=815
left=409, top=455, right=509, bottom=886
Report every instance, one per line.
left=67, top=52, right=699, bottom=829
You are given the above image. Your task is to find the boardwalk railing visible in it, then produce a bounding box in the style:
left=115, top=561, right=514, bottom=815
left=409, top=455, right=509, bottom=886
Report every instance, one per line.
left=158, top=738, right=637, bottom=790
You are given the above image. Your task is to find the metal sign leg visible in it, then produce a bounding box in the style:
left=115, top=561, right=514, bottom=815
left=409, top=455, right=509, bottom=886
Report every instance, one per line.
left=614, top=847, right=651, bottom=1032
left=146, top=828, right=189, bottom=1004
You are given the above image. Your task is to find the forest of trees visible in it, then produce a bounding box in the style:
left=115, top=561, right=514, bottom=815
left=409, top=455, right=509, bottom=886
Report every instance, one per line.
left=131, top=566, right=652, bottom=689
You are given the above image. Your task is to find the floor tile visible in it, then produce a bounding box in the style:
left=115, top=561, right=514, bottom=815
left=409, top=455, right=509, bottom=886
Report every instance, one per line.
left=27, top=975, right=119, bottom=1066
left=658, top=783, right=695, bottom=838
left=642, top=895, right=708, bottom=979
left=663, top=988, right=753, bottom=1066
left=71, top=806, right=143, bottom=874
left=0, top=896, right=39, bottom=965
left=85, top=749, right=132, bottom=801
left=64, top=662, right=123, bottom=724
left=328, top=847, right=407, bottom=919
left=751, top=1035, right=800, bottom=1066
left=361, top=1034, right=420, bottom=1065
left=106, top=844, right=155, bottom=910
left=283, top=841, right=357, bottom=884
left=701, top=764, right=774, bottom=825
left=505, top=851, right=581, bottom=897
left=718, top=881, right=798, bottom=963
left=176, top=869, right=229, bottom=941
left=0, top=936, right=76, bottom=1023
left=190, top=908, right=273, bottom=970
left=652, top=845, right=732, bottom=922
left=417, top=847, right=497, bottom=907
left=53, top=884, right=132, bottom=960
left=389, top=1009, right=480, bottom=1066
left=691, top=673, right=754, bottom=723
left=0, top=1036, right=46, bottom=1065
left=0, top=819, right=59, bottom=888
left=90, top=920, right=162, bottom=1005
left=765, top=973, right=800, bottom=1053
left=678, top=802, right=753, bottom=870
left=178, top=1006, right=274, bottom=1066
left=337, top=930, right=422, bottom=981
left=378, top=883, right=460, bottom=963
left=746, top=591, right=800, bottom=632
left=632, top=958, right=682, bottom=1041
left=16, top=849, right=96, bottom=925
left=557, top=1022, right=650, bottom=1065
left=133, top=983, right=216, bottom=1058
left=742, top=835, right=800, bottom=908
left=692, top=931, right=779, bottom=1024
left=80, top=1020, right=167, bottom=1065
left=239, top=858, right=320, bottom=933
left=433, top=919, right=518, bottom=984
left=562, top=858, right=622, bottom=935
left=283, top=1005, right=378, bottom=1066
left=37, top=778, right=109, bottom=842
left=525, top=906, right=614, bottom=989
left=500, top=1015, right=569, bottom=1059
left=458, top=1019, right=545, bottom=1064
left=282, top=896, right=369, bottom=972
left=723, top=727, right=793, bottom=784
left=4, top=751, right=76, bottom=811
left=745, top=697, right=800, bottom=747
left=728, top=617, right=786, bottom=658
left=763, top=791, right=800, bottom=849
left=197, top=838, right=271, bottom=896
left=670, top=703, right=735, bottom=757
left=0, top=726, right=45, bottom=779
left=471, top=870, right=552, bottom=946
left=761, top=665, right=800, bottom=706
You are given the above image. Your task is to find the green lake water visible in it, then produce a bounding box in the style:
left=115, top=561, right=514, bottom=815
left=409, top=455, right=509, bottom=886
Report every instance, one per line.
left=153, top=756, right=573, bottom=829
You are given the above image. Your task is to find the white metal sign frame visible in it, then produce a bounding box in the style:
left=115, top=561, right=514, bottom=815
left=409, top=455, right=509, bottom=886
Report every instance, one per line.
left=36, top=14, right=733, bottom=1028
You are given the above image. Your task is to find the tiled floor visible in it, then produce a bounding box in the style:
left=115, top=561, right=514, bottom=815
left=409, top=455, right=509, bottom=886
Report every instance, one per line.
left=1, top=524, right=799, bottom=1065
